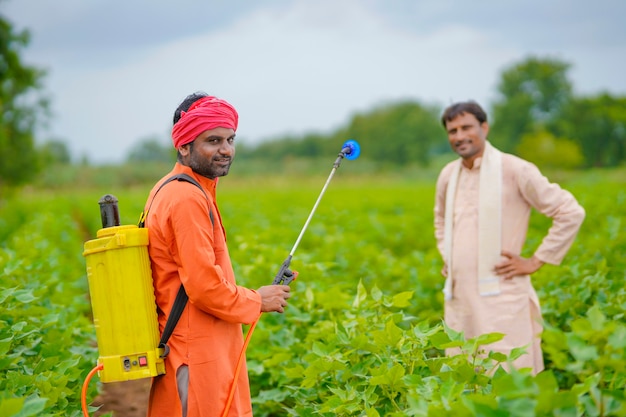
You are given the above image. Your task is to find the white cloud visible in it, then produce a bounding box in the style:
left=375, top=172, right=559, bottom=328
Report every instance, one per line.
left=6, top=0, right=626, bottom=163
left=44, top=0, right=523, bottom=162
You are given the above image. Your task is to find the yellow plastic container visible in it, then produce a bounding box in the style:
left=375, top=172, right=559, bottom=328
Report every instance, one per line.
left=83, top=225, right=165, bottom=382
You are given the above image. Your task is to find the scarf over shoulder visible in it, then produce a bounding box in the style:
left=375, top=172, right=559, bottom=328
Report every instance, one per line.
left=443, top=141, right=502, bottom=300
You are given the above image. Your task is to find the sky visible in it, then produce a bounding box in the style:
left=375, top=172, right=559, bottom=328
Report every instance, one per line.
left=4, top=0, right=626, bottom=164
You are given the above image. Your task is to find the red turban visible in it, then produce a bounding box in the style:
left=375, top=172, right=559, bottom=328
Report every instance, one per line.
left=171, top=96, right=239, bottom=148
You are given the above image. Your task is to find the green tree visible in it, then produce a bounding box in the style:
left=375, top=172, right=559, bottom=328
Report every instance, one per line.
left=334, top=100, right=442, bottom=166
left=556, top=93, right=626, bottom=167
left=126, top=136, right=176, bottom=163
left=0, top=11, right=48, bottom=189
left=240, top=134, right=323, bottom=161
left=38, top=139, right=71, bottom=165
left=515, top=130, right=584, bottom=170
left=490, top=56, right=573, bottom=153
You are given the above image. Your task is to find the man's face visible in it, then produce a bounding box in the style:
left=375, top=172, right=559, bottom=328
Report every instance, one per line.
left=445, top=112, right=489, bottom=165
left=180, top=127, right=236, bottom=179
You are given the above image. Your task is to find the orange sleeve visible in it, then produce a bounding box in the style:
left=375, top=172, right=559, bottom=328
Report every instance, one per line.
left=164, top=182, right=262, bottom=324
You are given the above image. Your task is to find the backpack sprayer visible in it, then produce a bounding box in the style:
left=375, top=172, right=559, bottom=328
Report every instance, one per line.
left=79, top=139, right=360, bottom=416
left=80, top=195, right=164, bottom=416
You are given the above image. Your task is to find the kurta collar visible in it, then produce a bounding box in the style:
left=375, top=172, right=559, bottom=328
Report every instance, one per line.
left=172, top=162, right=218, bottom=194
left=463, top=155, right=483, bottom=171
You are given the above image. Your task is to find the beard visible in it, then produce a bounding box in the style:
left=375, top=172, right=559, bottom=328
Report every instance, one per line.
left=452, top=138, right=483, bottom=160
left=187, top=143, right=234, bottom=179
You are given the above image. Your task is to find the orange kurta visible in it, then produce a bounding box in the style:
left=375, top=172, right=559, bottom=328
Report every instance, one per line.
left=434, top=152, right=585, bottom=374
left=145, top=163, right=261, bottom=417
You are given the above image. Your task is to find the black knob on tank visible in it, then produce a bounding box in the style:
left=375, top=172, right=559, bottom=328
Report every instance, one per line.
left=98, top=194, right=121, bottom=228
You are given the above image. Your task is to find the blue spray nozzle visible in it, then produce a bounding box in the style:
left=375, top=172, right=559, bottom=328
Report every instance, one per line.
left=341, top=139, right=361, bottom=160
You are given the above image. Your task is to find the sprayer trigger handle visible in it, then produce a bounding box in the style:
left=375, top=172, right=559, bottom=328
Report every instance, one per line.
left=284, top=270, right=298, bottom=285
left=274, top=267, right=298, bottom=285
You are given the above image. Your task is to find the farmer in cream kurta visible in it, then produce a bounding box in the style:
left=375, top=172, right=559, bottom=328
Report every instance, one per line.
left=145, top=92, right=291, bottom=417
left=434, top=101, right=585, bottom=374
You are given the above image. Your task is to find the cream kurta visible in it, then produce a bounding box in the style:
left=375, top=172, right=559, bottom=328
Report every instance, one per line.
left=434, top=152, right=585, bottom=374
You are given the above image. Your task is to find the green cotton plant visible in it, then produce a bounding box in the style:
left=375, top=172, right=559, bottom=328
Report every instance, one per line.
left=1, top=171, right=625, bottom=416
left=0, top=200, right=98, bottom=417
left=247, top=281, right=530, bottom=416
left=248, top=278, right=624, bottom=417
left=543, top=305, right=626, bottom=416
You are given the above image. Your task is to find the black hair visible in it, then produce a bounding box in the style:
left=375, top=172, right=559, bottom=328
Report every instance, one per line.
left=441, top=101, right=488, bottom=127
left=173, top=91, right=209, bottom=125
left=174, top=91, right=208, bottom=162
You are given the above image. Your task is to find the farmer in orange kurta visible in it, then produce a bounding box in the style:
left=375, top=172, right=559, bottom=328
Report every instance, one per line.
left=144, top=92, right=291, bottom=417
left=434, top=101, right=585, bottom=375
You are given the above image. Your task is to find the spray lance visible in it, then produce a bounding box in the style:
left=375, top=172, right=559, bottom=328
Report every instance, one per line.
left=272, top=139, right=361, bottom=285
left=221, top=139, right=361, bottom=416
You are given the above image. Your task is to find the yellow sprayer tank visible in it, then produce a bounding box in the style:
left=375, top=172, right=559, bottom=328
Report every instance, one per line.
left=83, top=195, right=165, bottom=383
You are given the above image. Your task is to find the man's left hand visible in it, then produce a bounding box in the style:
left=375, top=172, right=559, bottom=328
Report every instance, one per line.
left=494, top=250, right=544, bottom=280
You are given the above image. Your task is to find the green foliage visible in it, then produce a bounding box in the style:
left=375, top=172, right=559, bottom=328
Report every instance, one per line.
left=1, top=169, right=625, bottom=415
left=0, top=12, right=48, bottom=189
left=556, top=93, right=626, bottom=167
left=238, top=133, right=333, bottom=162
left=249, top=281, right=514, bottom=416
left=0, top=195, right=98, bottom=416
left=38, top=140, right=72, bottom=165
left=490, top=56, right=573, bottom=153
left=126, top=136, right=177, bottom=163
left=33, top=161, right=172, bottom=190
left=333, top=101, right=443, bottom=167
left=516, top=130, right=584, bottom=170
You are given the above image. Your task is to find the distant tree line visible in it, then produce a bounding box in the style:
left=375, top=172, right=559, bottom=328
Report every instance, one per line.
left=235, top=56, right=626, bottom=171
left=233, top=100, right=444, bottom=169
left=489, top=57, right=626, bottom=169
left=1, top=8, right=625, bottom=190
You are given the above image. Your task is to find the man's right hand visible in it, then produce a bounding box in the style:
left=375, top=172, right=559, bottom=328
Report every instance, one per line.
left=257, top=285, right=291, bottom=313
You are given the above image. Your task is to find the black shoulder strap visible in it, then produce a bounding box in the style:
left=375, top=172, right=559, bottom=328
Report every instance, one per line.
left=158, top=285, right=188, bottom=358
left=138, top=173, right=214, bottom=358
left=138, top=173, right=213, bottom=227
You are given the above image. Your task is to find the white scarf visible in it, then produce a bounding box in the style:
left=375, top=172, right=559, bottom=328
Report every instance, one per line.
left=443, top=141, right=502, bottom=300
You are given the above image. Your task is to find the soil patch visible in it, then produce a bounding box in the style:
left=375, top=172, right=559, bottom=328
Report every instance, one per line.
left=92, top=378, right=151, bottom=417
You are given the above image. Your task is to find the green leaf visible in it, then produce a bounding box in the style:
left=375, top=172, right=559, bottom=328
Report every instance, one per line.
left=369, top=363, right=405, bottom=389
left=474, top=332, right=505, bottom=347
left=372, top=320, right=403, bottom=347
left=13, top=396, right=47, bottom=417
left=0, top=337, right=13, bottom=356
left=607, top=324, right=626, bottom=349
left=352, top=280, right=367, bottom=308
left=370, top=285, right=383, bottom=302
left=0, top=397, right=25, bottom=417
left=391, top=291, right=413, bottom=308
left=431, top=332, right=464, bottom=350
left=0, top=287, right=17, bottom=304
left=586, top=305, right=606, bottom=331
left=13, top=290, right=37, bottom=304
left=566, top=334, right=598, bottom=361
left=492, top=371, right=536, bottom=399
left=365, top=407, right=381, bottom=417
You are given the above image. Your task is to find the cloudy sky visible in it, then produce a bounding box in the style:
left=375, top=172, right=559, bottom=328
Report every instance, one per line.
left=4, top=0, right=626, bottom=164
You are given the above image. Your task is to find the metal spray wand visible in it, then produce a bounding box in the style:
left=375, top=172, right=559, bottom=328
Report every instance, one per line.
left=272, top=139, right=361, bottom=285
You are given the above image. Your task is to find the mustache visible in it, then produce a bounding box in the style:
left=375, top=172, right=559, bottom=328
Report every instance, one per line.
left=213, top=155, right=232, bottom=162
